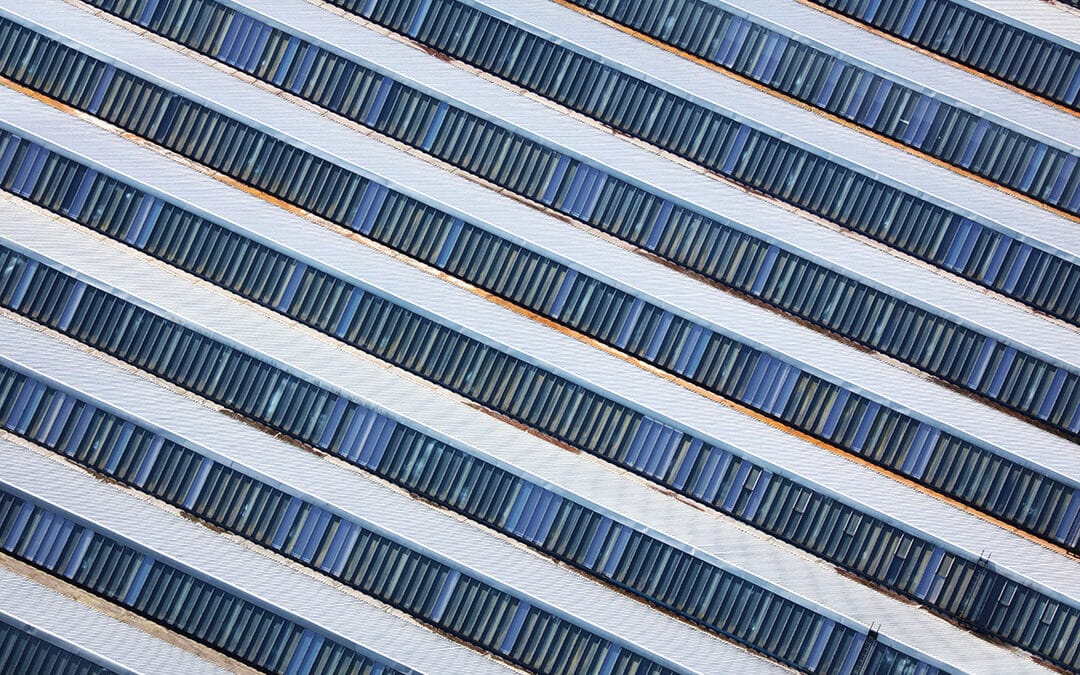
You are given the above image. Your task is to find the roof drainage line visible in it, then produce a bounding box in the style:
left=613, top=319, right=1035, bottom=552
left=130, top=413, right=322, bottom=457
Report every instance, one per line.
left=0, top=240, right=1077, bottom=672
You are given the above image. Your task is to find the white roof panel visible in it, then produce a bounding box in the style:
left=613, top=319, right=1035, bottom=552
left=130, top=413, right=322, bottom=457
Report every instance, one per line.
left=216, top=0, right=1080, bottom=357
left=6, top=0, right=1077, bottom=375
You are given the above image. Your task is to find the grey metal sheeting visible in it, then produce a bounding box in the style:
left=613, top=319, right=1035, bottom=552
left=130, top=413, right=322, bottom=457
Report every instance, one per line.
left=0, top=310, right=1052, bottom=673
left=2, top=198, right=1077, bottom=618
left=705, top=0, right=1080, bottom=150
left=63, top=0, right=1080, bottom=373
left=0, top=437, right=516, bottom=675
left=0, top=343, right=775, bottom=675
left=433, top=0, right=1080, bottom=257
left=0, top=567, right=227, bottom=674
left=1, top=70, right=1076, bottom=486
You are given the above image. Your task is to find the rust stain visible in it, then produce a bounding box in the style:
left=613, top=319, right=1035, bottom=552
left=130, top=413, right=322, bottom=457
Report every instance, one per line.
left=550, top=0, right=1080, bottom=223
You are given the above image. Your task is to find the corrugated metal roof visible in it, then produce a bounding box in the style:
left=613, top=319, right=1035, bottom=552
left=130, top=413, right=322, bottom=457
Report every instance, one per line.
left=18, top=0, right=1077, bottom=376
left=0, top=436, right=517, bottom=674
left=197, top=0, right=1080, bottom=367
left=2, top=198, right=1075, bottom=616
left=0, top=428, right=773, bottom=674
left=0, top=85, right=1073, bottom=492
left=1, top=1, right=1076, bottom=670
left=0, top=436, right=527, bottom=673
left=0, top=314, right=1052, bottom=673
